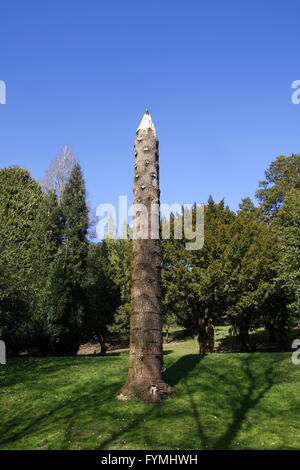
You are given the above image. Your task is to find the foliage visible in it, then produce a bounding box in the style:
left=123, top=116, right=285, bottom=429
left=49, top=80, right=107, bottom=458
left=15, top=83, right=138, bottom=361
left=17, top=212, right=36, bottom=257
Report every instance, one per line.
left=41, top=163, right=89, bottom=355
left=274, top=189, right=300, bottom=322
left=0, top=166, right=42, bottom=353
left=84, top=243, right=120, bottom=353
left=0, top=166, right=42, bottom=281
left=162, top=198, right=235, bottom=352
left=102, top=230, right=132, bottom=341
left=255, top=154, right=300, bottom=218
left=0, top=255, right=32, bottom=354
left=43, top=249, right=84, bottom=355
left=28, top=191, right=63, bottom=353
left=61, top=163, right=89, bottom=277
left=223, top=210, right=281, bottom=351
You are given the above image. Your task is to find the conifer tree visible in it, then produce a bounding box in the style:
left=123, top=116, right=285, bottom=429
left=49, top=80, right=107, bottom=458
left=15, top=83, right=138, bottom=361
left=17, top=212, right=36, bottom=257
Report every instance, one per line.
left=223, top=211, right=280, bottom=351
left=85, top=243, right=120, bottom=354
left=29, top=191, right=62, bottom=353
left=275, top=189, right=300, bottom=324
left=44, top=163, right=89, bottom=355
left=61, top=163, right=89, bottom=277
left=162, top=198, right=235, bottom=354
left=102, top=226, right=132, bottom=341
left=0, top=166, right=42, bottom=353
left=44, top=249, right=83, bottom=355
left=255, top=154, right=300, bottom=218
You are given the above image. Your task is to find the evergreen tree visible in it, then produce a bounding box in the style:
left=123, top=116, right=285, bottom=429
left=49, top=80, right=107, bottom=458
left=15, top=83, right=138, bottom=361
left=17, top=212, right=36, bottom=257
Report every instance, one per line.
left=275, top=189, right=300, bottom=324
left=84, top=243, right=120, bottom=354
left=0, top=253, right=30, bottom=355
left=238, top=197, right=264, bottom=221
left=0, top=166, right=42, bottom=353
left=162, top=198, right=235, bottom=354
left=44, top=249, right=83, bottom=355
left=103, top=234, right=132, bottom=341
left=223, top=210, right=280, bottom=351
left=44, top=163, right=89, bottom=355
left=29, top=191, right=62, bottom=353
left=61, top=163, right=89, bottom=277
left=0, top=166, right=42, bottom=282
left=255, top=154, right=300, bottom=218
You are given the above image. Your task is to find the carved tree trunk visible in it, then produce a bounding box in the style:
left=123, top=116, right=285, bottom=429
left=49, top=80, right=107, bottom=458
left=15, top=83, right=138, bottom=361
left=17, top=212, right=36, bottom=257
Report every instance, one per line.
left=117, top=110, right=172, bottom=402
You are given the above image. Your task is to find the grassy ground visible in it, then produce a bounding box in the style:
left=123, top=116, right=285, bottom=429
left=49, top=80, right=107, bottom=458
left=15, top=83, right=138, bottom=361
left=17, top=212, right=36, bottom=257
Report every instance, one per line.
left=0, top=336, right=299, bottom=450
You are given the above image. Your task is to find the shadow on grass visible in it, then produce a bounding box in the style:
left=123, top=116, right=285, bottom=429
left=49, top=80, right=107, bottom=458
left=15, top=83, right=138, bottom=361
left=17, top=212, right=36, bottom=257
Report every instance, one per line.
left=164, top=354, right=203, bottom=387
left=164, top=353, right=284, bottom=449
left=0, top=352, right=287, bottom=450
left=212, top=355, right=276, bottom=449
left=163, top=329, right=193, bottom=343
left=79, top=352, right=121, bottom=357
left=165, top=354, right=209, bottom=447
left=216, top=328, right=292, bottom=353
left=0, top=355, right=123, bottom=392
left=0, top=380, right=123, bottom=449
left=96, top=354, right=203, bottom=450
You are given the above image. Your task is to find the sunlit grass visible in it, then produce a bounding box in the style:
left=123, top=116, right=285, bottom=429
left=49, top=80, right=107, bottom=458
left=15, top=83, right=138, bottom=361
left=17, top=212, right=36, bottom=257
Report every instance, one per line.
left=0, top=336, right=299, bottom=450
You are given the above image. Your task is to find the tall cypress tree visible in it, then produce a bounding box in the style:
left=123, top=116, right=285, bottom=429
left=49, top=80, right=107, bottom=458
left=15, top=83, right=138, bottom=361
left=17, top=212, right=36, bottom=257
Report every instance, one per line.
left=30, top=191, right=62, bottom=290
left=61, top=163, right=89, bottom=277
left=44, top=248, right=83, bottom=355
left=0, top=166, right=42, bottom=354
left=30, top=191, right=62, bottom=353
left=45, top=163, right=89, bottom=355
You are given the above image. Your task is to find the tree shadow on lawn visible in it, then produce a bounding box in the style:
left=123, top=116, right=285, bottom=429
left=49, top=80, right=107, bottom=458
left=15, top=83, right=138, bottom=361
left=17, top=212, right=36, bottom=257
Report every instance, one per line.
left=0, top=380, right=123, bottom=449
left=165, top=353, right=285, bottom=449
left=0, top=353, right=286, bottom=450
left=98, top=354, right=207, bottom=450
left=0, top=355, right=123, bottom=391
left=216, top=328, right=292, bottom=353
left=164, top=354, right=208, bottom=447
left=212, top=355, right=278, bottom=449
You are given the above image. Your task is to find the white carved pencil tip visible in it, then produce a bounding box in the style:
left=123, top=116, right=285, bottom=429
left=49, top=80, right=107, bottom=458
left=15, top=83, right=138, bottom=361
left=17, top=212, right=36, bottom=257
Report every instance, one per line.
left=137, top=109, right=156, bottom=134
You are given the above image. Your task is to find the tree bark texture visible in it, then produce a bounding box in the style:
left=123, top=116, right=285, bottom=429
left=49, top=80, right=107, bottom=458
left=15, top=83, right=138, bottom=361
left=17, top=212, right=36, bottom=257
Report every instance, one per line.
left=117, top=111, right=172, bottom=402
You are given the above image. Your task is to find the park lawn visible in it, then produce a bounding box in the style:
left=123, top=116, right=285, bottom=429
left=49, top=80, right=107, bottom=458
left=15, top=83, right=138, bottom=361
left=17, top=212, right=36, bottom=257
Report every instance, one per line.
left=0, top=338, right=299, bottom=450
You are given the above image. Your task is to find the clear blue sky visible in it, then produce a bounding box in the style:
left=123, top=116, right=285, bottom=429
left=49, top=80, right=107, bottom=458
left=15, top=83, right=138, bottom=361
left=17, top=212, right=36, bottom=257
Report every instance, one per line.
left=1, top=0, right=300, bottom=223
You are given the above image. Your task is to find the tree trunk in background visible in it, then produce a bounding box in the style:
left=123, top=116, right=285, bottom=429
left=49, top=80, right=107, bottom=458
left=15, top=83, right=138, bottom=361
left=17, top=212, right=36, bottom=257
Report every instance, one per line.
left=96, top=332, right=107, bottom=356
left=207, top=318, right=215, bottom=352
left=239, top=329, right=250, bottom=352
left=198, top=317, right=214, bottom=354
left=268, top=325, right=276, bottom=344
left=165, top=325, right=169, bottom=344
left=117, top=110, right=172, bottom=402
left=198, top=318, right=207, bottom=354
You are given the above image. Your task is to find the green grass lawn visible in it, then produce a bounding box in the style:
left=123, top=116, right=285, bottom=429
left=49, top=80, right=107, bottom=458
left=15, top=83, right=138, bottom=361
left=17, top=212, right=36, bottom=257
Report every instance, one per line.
left=0, top=337, right=299, bottom=450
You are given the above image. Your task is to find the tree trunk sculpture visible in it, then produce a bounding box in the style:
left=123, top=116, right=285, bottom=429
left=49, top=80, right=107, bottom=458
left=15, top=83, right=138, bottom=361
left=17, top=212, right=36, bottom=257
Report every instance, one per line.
left=117, top=110, right=172, bottom=402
